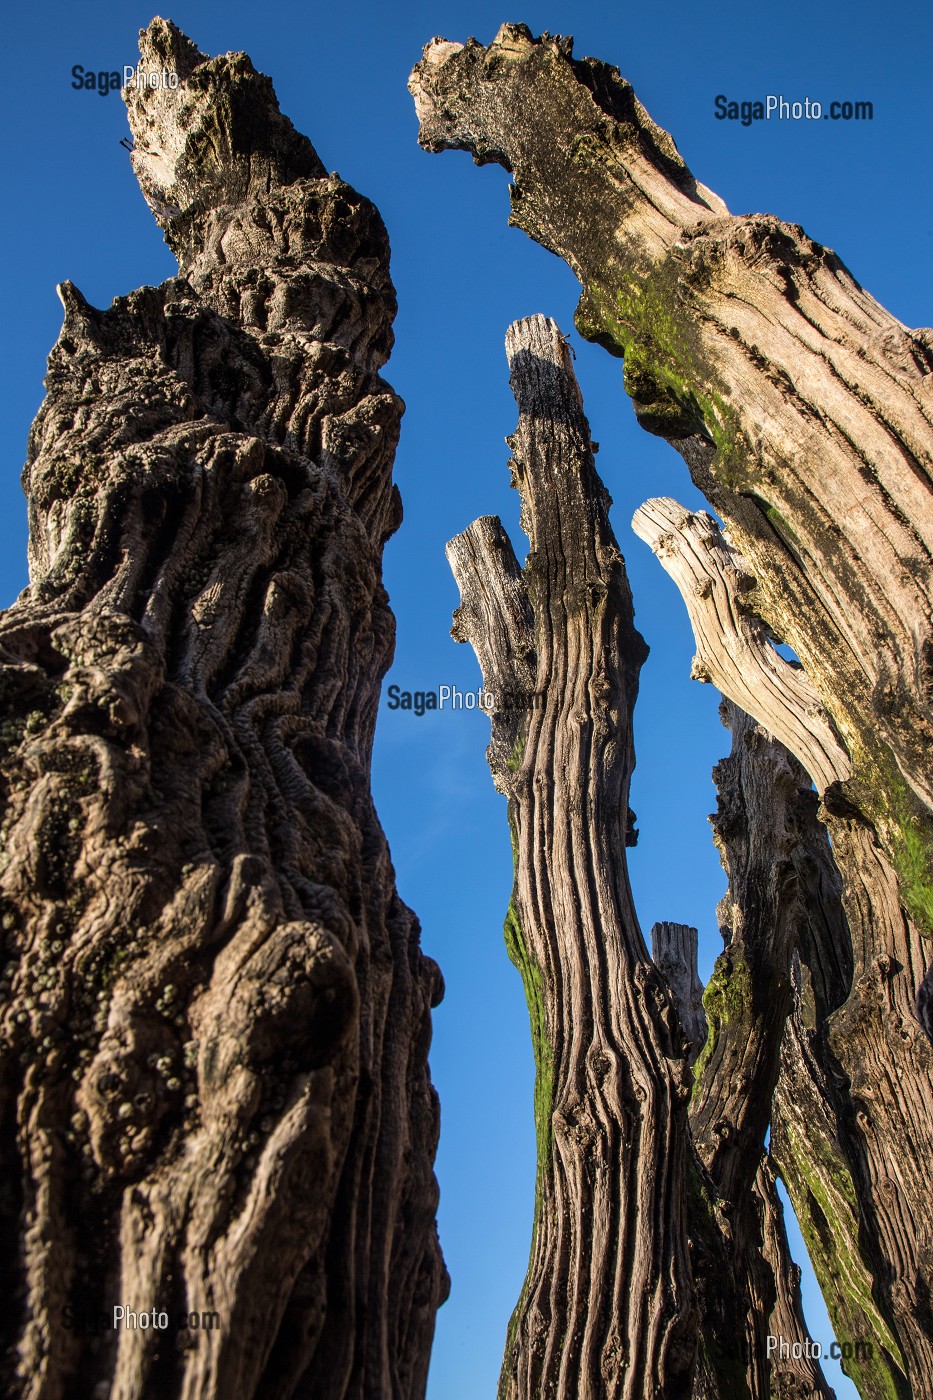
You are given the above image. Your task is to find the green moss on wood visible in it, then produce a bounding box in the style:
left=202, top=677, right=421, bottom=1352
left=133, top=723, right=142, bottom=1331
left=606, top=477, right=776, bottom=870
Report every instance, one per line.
left=886, top=781, right=933, bottom=936
left=691, top=952, right=751, bottom=1097
left=774, top=1120, right=906, bottom=1396
left=684, top=1154, right=751, bottom=1398
left=500, top=811, right=556, bottom=1390
left=575, top=265, right=749, bottom=487
left=765, top=503, right=799, bottom=547
left=506, top=733, right=527, bottom=774
left=503, top=894, right=554, bottom=1165
left=850, top=751, right=933, bottom=940
left=580, top=255, right=933, bottom=948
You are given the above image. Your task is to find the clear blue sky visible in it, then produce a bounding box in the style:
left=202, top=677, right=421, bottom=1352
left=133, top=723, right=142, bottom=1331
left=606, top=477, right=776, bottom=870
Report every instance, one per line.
left=3, top=3, right=930, bottom=1396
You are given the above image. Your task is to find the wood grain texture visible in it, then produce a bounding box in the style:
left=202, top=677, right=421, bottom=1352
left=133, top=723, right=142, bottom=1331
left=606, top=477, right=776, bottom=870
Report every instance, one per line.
left=631, top=502, right=850, bottom=795
left=449, top=315, right=697, bottom=1400
left=409, top=23, right=933, bottom=799
left=448, top=315, right=845, bottom=1400
left=649, top=924, right=706, bottom=1067
left=0, top=20, right=446, bottom=1399
left=688, top=701, right=834, bottom=1400
left=640, top=545, right=933, bottom=1388
left=637, top=506, right=933, bottom=1389
left=633, top=503, right=933, bottom=1388
left=773, top=811, right=933, bottom=1395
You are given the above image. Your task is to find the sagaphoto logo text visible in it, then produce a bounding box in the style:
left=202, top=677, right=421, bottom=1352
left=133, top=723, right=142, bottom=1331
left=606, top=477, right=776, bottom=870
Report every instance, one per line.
left=715, top=94, right=873, bottom=127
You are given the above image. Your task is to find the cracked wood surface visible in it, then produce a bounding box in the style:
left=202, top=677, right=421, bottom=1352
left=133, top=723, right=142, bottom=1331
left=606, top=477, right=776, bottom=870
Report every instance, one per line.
left=649, top=923, right=706, bottom=1068
left=631, top=502, right=850, bottom=795
left=654, top=902, right=831, bottom=1399
left=448, top=315, right=839, bottom=1400
left=449, top=314, right=697, bottom=1399
left=694, top=702, right=837, bottom=1399
left=0, top=20, right=445, bottom=1400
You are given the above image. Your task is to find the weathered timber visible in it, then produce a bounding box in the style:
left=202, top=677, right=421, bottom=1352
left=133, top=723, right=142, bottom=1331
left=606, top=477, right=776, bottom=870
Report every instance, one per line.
left=638, top=503, right=933, bottom=1389
left=774, top=812, right=933, bottom=1394
left=0, top=19, right=446, bottom=1400
left=631, top=502, right=850, bottom=795
left=773, top=961, right=909, bottom=1399
left=685, top=702, right=833, bottom=1399
left=408, top=20, right=933, bottom=971
left=649, top=923, right=706, bottom=1067
left=448, top=315, right=835, bottom=1400
left=653, top=907, right=829, bottom=1398
left=752, top=1157, right=836, bottom=1400
left=693, top=702, right=808, bottom=1204
left=448, top=314, right=697, bottom=1399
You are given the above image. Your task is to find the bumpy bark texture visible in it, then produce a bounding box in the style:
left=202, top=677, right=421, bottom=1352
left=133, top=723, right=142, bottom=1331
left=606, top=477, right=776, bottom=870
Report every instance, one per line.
left=0, top=19, right=446, bottom=1400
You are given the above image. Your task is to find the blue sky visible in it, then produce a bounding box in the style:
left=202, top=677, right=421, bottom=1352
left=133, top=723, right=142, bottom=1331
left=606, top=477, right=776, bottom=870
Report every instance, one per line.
left=3, top=2, right=930, bottom=1395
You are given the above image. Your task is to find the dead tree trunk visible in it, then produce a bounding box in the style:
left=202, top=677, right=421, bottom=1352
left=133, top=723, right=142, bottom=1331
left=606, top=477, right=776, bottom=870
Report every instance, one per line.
left=448, top=315, right=697, bottom=1398
left=407, top=39, right=933, bottom=1383
left=0, top=19, right=446, bottom=1400
left=653, top=915, right=833, bottom=1400
left=680, top=705, right=836, bottom=1399
left=448, top=315, right=833, bottom=1400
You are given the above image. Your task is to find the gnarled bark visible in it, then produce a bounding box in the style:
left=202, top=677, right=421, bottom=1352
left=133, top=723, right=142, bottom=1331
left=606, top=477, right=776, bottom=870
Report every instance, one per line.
left=449, top=315, right=837, bottom=1400
left=448, top=314, right=697, bottom=1399
left=0, top=20, right=446, bottom=1400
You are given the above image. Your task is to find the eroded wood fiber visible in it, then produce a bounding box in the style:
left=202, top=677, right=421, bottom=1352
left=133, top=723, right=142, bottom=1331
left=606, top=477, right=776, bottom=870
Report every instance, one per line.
left=449, top=315, right=696, bottom=1400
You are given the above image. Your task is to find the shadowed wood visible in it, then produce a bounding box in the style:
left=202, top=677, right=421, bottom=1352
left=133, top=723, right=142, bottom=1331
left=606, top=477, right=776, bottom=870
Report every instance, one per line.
left=650, top=923, right=706, bottom=1066
left=0, top=20, right=446, bottom=1399
left=633, top=510, right=933, bottom=1384
left=687, top=701, right=834, bottom=1398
